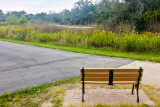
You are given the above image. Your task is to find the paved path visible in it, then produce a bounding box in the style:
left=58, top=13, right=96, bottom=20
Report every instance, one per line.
left=0, top=41, right=133, bottom=94
left=119, top=61, right=160, bottom=87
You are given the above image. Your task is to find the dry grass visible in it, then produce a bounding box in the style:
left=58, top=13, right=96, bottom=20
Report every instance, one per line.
left=141, top=85, right=160, bottom=107
left=97, top=22, right=133, bottom=33
left=23, top=23, right=67, bottom=33
left=22, top=23, right=95, bottom=33
left=146, top=23, right=160, bottom=33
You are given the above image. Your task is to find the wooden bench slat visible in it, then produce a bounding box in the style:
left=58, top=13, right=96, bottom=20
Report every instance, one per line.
left=81, top=72, right=142, bottom=74
left=83, top=77, right=142, bottom=81
left=81, top=81, right=140, bottom=84
left=80, top=68, right=143, bottom=73
left=84, top=77, right=109, bottom=81
left=81, top=73, right=141, bottom=77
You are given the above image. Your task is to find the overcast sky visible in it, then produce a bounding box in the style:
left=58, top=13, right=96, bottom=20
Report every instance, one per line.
left=0, top=0, right=98, bottom=14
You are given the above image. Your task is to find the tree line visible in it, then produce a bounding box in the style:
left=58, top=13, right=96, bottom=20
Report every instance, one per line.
left=0, top=0, right=160, bottom=31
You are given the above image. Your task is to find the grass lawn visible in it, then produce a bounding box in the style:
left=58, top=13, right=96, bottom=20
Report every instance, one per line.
left=0, top=38, right=160, bottom=63
left=0, top=77, right=159, bottom=107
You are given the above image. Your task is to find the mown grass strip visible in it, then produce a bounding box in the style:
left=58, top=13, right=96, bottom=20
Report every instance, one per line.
left=0, top=38, right=160, bottom=63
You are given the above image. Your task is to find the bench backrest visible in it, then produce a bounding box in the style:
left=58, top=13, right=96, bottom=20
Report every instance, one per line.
left=80, top=68, right=143, bottom=85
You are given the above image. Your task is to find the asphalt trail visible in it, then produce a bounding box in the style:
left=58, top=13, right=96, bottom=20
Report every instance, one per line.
left=0, top=41, right=134, bottom=94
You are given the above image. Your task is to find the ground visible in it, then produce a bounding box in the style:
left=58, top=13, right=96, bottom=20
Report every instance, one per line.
left=0, top=40, right=160, bottom=106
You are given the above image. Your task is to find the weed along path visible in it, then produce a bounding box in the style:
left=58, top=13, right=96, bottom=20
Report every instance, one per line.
left=0, top=40, right=159, bottom=95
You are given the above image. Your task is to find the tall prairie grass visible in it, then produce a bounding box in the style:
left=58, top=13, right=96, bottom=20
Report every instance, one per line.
left=0, top=26, right=160, bottom=54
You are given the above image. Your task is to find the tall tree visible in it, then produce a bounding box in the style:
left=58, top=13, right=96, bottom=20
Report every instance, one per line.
left=6, top=14, right=18, bottom=25
left=19, top=15, right=28, bottom=25
left=34, top=12, right=47, bottom=21
left=0, top=10, right=4, bottom=22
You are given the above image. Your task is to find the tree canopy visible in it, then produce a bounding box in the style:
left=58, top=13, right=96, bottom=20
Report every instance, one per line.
left=0, top=0, right=160, bottom=31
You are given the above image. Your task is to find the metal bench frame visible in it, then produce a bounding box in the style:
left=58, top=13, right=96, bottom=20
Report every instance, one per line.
left=81, top=67, right=143, bottom=103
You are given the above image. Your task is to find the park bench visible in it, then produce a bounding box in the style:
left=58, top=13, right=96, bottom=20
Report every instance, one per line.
left=80, top=67, right=143, bottom=103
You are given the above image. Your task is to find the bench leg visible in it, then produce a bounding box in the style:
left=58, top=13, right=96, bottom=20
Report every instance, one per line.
left=136, top=84, right=139, bottom=103
left=83, top=84, right=85, bottom=94
left=82, top=82, right=84, bottom=102
left=132, top=84, right=134, bottom=95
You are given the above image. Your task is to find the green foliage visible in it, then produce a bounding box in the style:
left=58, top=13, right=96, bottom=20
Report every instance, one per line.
left=19, top=15, right=28, bottom=25
left=0, top=27, right=10, bottom=38
left=96, top=2, right=125, bottom=24
left=30, top=19, right=42, bottom=23
left=0, top=10, right=4, bottom=22
left=9, top=11, right=26, bottom=19
left=143, top=9, right=160, bottom=24
left=6, top=14, right=18, bottom=25
left=0, top=18, right=2, bottom=22
left=97, top=0, right=160, bottom=31
left=51, top=97, right=63, bottom=106
left=34, top=12, right=47, bottom=21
